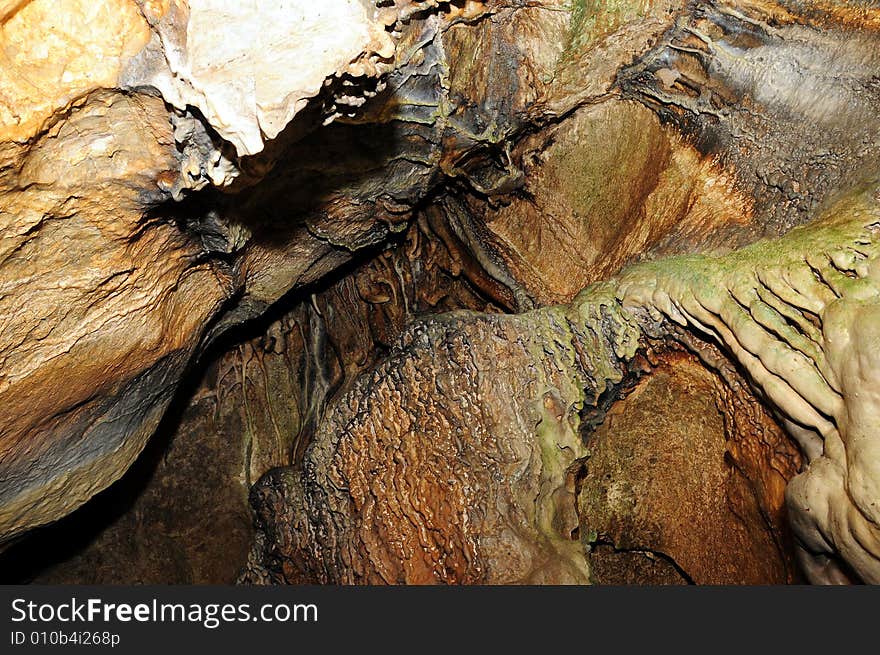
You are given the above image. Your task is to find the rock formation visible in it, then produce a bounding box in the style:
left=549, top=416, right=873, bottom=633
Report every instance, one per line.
left=1, top=0, right=880, bottom=584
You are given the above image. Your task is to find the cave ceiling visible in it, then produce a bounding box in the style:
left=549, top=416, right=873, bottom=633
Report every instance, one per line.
left=1, top=0, right=880, bottom=585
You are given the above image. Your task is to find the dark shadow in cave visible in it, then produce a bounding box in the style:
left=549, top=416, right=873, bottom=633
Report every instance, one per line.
left=0, top=240, right=400, bottom=584
left=0, top=81, right=418, bottom=582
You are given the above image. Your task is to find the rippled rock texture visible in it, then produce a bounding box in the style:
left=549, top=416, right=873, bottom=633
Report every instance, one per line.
left=2, top=0, right=880, bottom=585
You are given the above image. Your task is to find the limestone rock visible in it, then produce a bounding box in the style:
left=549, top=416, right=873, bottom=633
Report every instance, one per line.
left=0, top=0, right=480, bottom=542
left=2, top=0, right=880, bottom=587
left=125, top=0, right=398, bottom=157
left=580, top=353, right=800, bottom=584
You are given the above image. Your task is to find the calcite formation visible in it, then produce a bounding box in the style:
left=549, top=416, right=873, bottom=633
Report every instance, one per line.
left=2, top=0, right=880, bottom=586
left=125, top=0, right=398, bottom=157
left=14, top=219, right=507, bottom=583
left=0, top=0, right=492, bottom=543
left=611, top=188, right=880, bottom=583
left=244, top=187, right=880, bottom=584
left=1, top=1, right=530, bottom=566
left=581, top=354, right=800, bottom=584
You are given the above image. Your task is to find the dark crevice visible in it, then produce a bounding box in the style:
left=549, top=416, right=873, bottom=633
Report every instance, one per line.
left=591, top=538, right=697, bottom=586
left=0, top=235, right=403, bottom=584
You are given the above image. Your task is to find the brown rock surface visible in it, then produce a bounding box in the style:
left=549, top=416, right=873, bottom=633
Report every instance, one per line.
left=1, top=0, right=879, bottom=586
left=5, top=219, right=505, bottom=583
left=240, top=308, right=599, bottom=584
left=0, top=0, right=498, bottom=542
left=0, top=90, right=229, bottom=542
left=579, top=351, right=801, bottom=584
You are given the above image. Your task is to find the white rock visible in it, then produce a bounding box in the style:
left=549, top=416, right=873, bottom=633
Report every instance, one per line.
left=147, top=0, right=394, bottom=156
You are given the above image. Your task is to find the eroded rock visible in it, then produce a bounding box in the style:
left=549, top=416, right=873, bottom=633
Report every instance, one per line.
left=0, top=91, right=229, bottom=542
left=579, top=351, right=800, bottom=584
left=0, top=0, right=493, bottom=543
left=7, top=218, right=506, bottom=583
left=2, top=0, right=880, bottom=586
left=243, top=184, right=880, bottom=584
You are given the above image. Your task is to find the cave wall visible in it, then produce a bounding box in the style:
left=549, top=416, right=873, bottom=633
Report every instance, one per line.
left=580, top=348, right=801, bottom=584
left=1, top=0, right=880, bottom=584
left=3, top=217, right=505, bottom=583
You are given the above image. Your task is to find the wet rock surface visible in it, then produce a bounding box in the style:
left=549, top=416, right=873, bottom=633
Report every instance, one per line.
left=2, top=0, right=880, bottom=585
left=579, top=352, right=800, bottom=585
